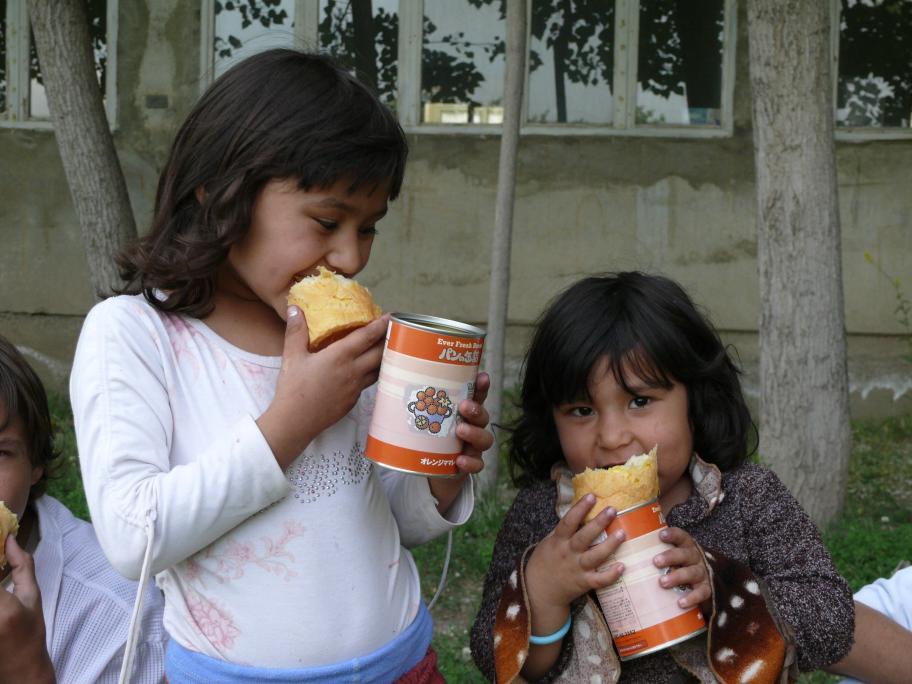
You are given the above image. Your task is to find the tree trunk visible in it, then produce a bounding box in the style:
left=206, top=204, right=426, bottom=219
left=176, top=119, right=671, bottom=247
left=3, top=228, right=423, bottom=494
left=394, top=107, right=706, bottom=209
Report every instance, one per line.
left=477, top=0, right=527, bottom=495
left=747, top=0, right=851, bottom=528
left=28, top=0, right=136, bottom=299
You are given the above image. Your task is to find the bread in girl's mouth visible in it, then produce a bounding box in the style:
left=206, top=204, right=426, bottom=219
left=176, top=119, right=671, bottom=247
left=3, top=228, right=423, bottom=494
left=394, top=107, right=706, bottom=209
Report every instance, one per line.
left=287, top=266, right=383, bottom=351
left=571, top=446, right=659, bottom=522
left=0, top=501, right=19, bottom=570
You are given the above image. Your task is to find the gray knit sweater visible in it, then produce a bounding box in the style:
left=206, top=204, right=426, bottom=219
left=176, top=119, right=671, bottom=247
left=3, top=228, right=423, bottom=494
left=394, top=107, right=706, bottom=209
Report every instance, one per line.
left=470, top=461, right=854, bottom=683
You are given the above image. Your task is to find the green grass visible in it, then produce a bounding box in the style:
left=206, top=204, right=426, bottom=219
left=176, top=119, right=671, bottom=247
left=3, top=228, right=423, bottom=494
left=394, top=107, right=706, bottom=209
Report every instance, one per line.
left=411, top=475, right=516, bottom=682
left=43, top=393, right=912, bottom=681
left=45, top=391, right=88, bottom=521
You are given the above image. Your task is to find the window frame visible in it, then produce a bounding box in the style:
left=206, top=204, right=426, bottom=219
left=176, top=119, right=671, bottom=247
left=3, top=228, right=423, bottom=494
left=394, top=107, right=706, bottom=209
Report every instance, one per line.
left=1, top=0, right=118, bottom=130
left=199, top=0, right=739, bottom=139
left=831, top=0, right=912, bottom=141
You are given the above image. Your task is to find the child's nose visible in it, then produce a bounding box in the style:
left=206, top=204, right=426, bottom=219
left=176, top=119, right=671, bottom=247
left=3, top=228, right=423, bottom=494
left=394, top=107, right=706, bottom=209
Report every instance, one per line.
left=597, top=414, right=633, bottom=451
left=326, top=232, right=363, bottom=276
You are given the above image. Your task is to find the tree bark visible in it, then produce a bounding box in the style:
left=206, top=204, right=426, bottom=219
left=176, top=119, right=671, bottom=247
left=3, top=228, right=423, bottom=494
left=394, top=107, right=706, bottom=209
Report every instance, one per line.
left=478, top=0, right=527, bottom=495
left=747, top=0, right=851, bottom=527
left=28, top=0, right=136, bottom=299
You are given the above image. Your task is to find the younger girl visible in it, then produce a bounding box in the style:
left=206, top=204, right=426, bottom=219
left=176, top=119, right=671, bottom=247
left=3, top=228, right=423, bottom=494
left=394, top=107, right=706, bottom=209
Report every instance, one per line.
left=471, top=272, right=853, bottom=683
left=70, top=49, right=492, bottom=682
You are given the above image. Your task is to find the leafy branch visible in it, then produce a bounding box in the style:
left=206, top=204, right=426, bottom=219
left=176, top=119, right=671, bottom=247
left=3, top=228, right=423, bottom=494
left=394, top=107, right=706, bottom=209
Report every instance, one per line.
left=865, top=250, right=912, bottom=363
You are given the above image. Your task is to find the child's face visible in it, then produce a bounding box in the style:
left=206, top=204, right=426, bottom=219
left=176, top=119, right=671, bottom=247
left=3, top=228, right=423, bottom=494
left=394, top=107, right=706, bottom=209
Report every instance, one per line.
left=0, top=403, right=42, bottom=519
left=222, top=177, right=390, bottom=321
left=552, top=357, right=693, bottom=497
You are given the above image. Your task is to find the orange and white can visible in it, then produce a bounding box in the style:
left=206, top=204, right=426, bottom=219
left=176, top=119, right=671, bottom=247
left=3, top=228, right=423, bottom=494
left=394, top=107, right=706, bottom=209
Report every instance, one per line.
left=595, top=499, right=706, bottom=660
left=365, top=313, right=485, bottom=477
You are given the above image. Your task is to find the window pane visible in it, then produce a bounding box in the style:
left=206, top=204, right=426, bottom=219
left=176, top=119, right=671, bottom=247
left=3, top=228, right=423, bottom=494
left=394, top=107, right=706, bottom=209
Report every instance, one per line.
left=527, top=0, right=614, bottom=125
left=318, top=0, right=398, bottom=108
left=421, top=0, right=505, bottom=125
left=636, top=0, right=725, bottom=126
left=0, top=0, right=6, bottom=113
left=213, top=0, right=295, bottom=79
left=29, top=0, right=108, bottom=119
left=837, top=0, right=912, bottom=129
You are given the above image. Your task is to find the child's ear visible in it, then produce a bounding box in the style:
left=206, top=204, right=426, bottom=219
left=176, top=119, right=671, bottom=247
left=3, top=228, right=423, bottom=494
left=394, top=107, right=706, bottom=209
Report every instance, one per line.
left=195, top=185, right=207, bottom=205
left=30, top=466, right=43, bottom=486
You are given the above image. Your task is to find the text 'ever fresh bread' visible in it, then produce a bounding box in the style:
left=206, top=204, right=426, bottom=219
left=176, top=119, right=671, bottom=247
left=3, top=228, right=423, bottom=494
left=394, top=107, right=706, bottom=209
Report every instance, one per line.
left=0, top=501, right=19, bottom=570
left=287, top=266, right=383, bottom=351
left=571, top=446, right=659, bottom=522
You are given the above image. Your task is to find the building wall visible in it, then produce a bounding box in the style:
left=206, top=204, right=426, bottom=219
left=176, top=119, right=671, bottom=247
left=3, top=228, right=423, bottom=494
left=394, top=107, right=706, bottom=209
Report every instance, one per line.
left=0, top=1, right=910, bottom=419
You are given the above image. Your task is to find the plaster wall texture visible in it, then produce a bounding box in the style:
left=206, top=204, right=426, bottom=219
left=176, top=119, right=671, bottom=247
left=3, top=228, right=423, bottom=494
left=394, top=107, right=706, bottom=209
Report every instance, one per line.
left=0, top=1, right=909, bottom=421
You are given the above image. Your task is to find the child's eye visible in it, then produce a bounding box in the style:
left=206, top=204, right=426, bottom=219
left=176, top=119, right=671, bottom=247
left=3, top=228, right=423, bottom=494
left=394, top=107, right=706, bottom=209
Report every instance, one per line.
left=316, top=219, right=338, bottom=230
left=629, top=396, right=651, bottom=409
left=360, top=225, right=378, bottom=237
left=569, top=406, right=594, bottom=417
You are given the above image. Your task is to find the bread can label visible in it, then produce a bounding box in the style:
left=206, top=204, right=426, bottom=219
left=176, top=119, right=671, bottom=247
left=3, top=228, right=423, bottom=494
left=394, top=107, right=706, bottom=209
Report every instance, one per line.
left=365, top=314, right=485, bottom=476
left=595, top=500, right=706, bottom=660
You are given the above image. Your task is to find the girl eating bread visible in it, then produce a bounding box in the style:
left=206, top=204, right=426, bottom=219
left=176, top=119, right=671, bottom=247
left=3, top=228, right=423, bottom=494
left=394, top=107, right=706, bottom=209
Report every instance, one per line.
left=70, top=49, right=492, bottom=682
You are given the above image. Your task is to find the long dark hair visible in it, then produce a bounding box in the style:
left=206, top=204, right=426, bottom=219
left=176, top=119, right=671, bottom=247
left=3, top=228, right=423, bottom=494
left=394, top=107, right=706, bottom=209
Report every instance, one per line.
left=117, top=49, right=408, bottom=316
left=0, top=336, right=59, bottom=498
left=508, top=272, right=756, bottom=486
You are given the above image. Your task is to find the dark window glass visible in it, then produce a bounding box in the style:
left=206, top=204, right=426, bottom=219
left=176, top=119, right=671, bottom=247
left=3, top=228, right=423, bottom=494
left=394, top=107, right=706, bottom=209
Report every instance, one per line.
left=636, top=0, right=725, bottom=126
left=318, top=0, right=398, bottom=109
left=837, top=0, right=912, bottom=128
left=421, top=0, right=505, bottom=125
left=0, top=0, right=7, bottom=113
left=528, top=0, right=615, bottom=125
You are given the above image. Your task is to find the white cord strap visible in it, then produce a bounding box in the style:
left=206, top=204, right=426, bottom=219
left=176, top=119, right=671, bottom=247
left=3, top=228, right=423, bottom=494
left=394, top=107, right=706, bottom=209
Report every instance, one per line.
left=119, top=508, right=157, bottom=684
left=427, top=528, right=453, bottom=612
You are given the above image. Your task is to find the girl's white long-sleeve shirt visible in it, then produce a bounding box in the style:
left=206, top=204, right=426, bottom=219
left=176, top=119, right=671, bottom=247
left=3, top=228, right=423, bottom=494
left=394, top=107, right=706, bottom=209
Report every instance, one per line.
left=69, top=295, right=473, bottom=667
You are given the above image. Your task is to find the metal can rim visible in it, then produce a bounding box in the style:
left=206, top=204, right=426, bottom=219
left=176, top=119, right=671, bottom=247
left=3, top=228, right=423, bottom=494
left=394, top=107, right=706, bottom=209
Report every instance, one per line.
left=615, top=496, right=660, bottom=517
left=390, top=312, right=486, bottom=339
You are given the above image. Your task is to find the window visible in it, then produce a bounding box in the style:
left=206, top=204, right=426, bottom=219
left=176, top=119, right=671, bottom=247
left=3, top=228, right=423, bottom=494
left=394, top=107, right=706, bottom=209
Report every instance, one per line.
left=200, top=0, right=737, bottom=137
left=835, top=0, right=912, bottom=131
left=0, top=0, right=116, bottom=128
left=317, top=0, right=399, bottom=109
left=211, top=0, right=296, bottom=79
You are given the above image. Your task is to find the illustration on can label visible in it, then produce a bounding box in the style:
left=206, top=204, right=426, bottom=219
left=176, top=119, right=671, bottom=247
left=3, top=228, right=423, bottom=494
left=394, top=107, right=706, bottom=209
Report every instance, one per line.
left=407, top=386, right=455, bottom=435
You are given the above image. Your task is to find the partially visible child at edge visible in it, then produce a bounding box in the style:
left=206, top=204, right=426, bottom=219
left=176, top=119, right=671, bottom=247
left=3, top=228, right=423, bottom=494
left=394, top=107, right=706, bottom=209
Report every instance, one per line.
left=0, top=335, right=167, bottom=683
left=470, top=273, right=854, bottom=682
left=69, top=49, right=493, bottom=682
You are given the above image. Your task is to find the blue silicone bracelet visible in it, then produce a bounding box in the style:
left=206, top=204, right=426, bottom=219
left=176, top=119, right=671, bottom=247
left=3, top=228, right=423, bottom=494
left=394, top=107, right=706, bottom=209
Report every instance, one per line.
left=528, top=614, right=572, bottom=645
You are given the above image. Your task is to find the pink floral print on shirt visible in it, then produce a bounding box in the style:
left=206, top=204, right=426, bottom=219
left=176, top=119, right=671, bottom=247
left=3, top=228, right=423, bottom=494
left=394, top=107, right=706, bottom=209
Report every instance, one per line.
left=235, top=359, right=276, bottom=403
left=207, top=519, right=307, bottom=583
left=186, top=588, right=241, bottom=651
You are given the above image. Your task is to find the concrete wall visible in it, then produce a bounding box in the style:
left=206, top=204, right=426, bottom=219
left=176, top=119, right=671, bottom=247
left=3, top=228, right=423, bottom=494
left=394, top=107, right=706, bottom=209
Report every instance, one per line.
left=1, top=1, right=910, bottom=419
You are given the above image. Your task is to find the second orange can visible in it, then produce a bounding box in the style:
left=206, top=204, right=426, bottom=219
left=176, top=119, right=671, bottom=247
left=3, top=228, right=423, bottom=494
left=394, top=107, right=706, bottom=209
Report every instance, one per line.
left=595, top=499, right=707, bottom=660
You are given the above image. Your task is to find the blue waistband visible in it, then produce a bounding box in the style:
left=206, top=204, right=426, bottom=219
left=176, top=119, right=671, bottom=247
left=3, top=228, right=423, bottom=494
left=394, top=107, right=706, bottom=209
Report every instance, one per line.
left=165, top=603, right=433, bottom=683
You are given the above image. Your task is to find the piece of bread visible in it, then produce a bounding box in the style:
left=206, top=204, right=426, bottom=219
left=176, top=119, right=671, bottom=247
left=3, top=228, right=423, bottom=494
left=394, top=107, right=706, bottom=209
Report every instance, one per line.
left=287, top=266, right=383, bottom=351
left=0, top=501, right=19, bottom=570
left=571, top=446, right=659, bottom=522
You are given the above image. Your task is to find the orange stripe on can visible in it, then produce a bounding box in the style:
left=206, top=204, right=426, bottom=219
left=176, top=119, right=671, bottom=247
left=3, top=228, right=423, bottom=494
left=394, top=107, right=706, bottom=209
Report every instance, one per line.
left=606, top=500, right=666, bottom=541
left=386, top=318, right=484, bottom=365
left=365, top=435, right=459, bottom=476
left=614, top=610, right=707, bottom=658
